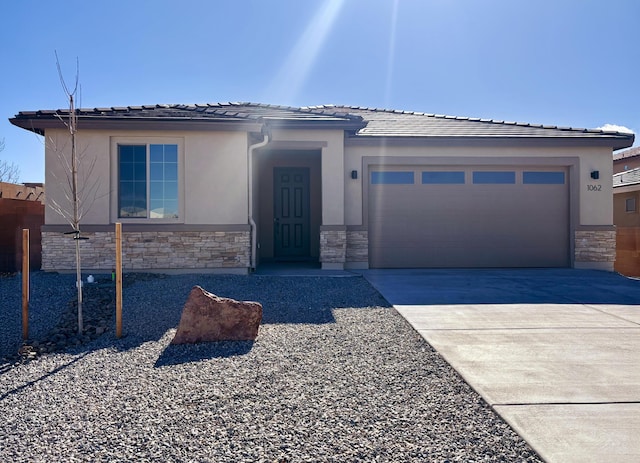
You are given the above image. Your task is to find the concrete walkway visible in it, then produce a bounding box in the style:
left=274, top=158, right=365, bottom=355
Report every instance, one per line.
left=361, top=269, right=640, bottom=463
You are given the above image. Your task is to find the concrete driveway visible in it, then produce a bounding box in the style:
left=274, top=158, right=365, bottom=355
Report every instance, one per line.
left=361, top=269, right=640, bottom=463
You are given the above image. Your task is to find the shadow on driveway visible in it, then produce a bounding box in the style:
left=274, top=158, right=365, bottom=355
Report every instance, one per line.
left=360, top=268, right=640, bottom=305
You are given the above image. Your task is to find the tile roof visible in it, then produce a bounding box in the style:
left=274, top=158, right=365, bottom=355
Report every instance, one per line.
left=613, top=145, right=640, bottom=162
left=13, top=102, right=361, bottom=123
left=310, top=105, right=634, bottom=141
left=613, top=166, right=640, bottom=188
left=10, top=102, right=635, bottom=148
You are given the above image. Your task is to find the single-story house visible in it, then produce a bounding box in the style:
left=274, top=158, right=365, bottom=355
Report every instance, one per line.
left=613, top=164, right=640, bottom=276
left=9, top=102, right=634, bottom=273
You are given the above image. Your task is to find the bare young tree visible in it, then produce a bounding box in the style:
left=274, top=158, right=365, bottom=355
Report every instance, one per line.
left=0, top=138, right=20, bottom=183
left=48, top=53, right=100, bottom=336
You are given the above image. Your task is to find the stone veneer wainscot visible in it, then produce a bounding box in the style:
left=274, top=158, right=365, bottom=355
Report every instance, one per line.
left=319, top=227, right=347, bottom=265
left=346, top=229, right=368, bottom=266
left=574, top=228, right=616, bottom=271
left=41, top=230, right=250, bottom=271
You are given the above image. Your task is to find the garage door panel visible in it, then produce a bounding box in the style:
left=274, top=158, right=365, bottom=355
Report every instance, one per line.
left=369, top=166, right=569, bottom=268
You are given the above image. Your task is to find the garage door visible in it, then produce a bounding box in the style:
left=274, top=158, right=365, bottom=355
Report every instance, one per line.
left=368, top=166, right=569, bottom=268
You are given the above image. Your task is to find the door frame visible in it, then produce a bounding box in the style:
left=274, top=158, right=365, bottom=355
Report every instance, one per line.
left=273, top=166, right=311, bottom=261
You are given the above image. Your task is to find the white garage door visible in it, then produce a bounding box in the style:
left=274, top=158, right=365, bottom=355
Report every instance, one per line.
left=368, top=166, right=569, bottom=268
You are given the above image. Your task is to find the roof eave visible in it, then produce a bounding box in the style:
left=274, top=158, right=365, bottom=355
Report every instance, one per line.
left=346, top=134, right=635, bottom=150
left=9, top=116, right=265, bottom=134
left=613, top=183, right=640, bottom=192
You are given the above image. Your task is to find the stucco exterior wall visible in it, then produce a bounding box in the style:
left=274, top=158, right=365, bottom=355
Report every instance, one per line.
left=43, top=128, right=249, bottom=227
left=44, top=129, right=111, bottom=225
left=183, top=132, right=248, bottom=224
left=577, top=147, right=613, bottom=225
left=269, top=129, right=345, bottom=225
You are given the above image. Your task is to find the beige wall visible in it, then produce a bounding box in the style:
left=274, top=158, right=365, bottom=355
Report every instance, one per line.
left=44, top=128, right=249, bottom=227
left=44, top=128, right=616, bottom=231
left=182, top=131, right=248, bottom=224
left=44, top=129, right=111, bottom=225
left=578, top=146, right=613, bottom=225
left=344, top=143, right=614, bottom=228
left=269, top=129, right=345, bottom=225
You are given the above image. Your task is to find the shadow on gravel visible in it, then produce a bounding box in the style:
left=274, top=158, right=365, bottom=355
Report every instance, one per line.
left=154, top=341, right=255, bottom=367
left=0, top=352, right=89, bottom=401
left=1, top=273, right=390, bottom=371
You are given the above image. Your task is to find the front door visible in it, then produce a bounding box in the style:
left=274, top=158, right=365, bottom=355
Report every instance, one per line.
left=274, top=167, right=310, bottom=260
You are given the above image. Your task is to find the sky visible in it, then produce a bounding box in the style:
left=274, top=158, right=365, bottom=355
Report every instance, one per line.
left=1, top=0, right=639, bottom=183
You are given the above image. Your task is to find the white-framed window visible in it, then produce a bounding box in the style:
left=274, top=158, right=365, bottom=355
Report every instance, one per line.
left=626, top=197, right=637, bottom=213
left=111, top=137, right=183, bottom=221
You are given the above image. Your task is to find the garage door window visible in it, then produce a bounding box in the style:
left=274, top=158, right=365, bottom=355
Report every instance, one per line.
left=473, top=171, right=516, bottom=184
left=422, top=171, right=465, bottom=184
left=523, top=171, right=565, bottom=184
left=371, top=172, right=414, bottom=184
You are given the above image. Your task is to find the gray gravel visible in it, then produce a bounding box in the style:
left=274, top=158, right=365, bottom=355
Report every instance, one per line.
left=0, top=273, right=542, bottom=462
left=0, top=272, right=76, bottom=358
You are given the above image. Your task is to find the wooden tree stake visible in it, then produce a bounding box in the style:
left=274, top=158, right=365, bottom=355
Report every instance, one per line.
left=22, top=229, right=29, bottom=340
left=115, top=222, right=123, bottom=338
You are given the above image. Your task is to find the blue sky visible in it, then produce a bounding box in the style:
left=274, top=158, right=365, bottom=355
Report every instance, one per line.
left=2, top=0, right=639, bottom=183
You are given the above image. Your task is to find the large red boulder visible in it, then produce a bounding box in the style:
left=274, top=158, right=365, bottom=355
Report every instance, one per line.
left=171, top=286, right=262, bottom=344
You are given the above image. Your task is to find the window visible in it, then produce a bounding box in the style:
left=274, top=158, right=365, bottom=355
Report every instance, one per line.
left=523, top=171, right=565, bottom=184
left=371, top=171, right=414, bottom=184
left=422, top=171, right=465, bottom=184
left=118, top=144, right=178, bottom=218
left=472, top=171, right=516, bottom=184
left=626, top=197, right=637, bottom=213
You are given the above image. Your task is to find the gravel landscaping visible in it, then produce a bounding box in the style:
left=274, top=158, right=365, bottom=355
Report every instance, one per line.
left=0, top=272, right=542, bottom=462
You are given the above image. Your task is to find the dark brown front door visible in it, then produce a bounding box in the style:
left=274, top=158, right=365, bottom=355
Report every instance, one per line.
left=274, top=167, right=310, bottom=260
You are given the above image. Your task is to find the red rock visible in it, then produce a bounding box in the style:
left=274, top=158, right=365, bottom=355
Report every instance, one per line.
left=171, top=286, right=262, bottom=344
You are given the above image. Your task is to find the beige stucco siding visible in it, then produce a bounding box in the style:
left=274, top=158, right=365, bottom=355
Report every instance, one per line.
left=183, top=132, right=248, bottom=224
left=44, top=129, right=111, bottom=225
left=43, top=129, right=249, bottom=226
left=577, top=147, right=613, bottom=225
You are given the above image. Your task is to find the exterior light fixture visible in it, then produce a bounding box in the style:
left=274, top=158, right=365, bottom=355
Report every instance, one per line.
left=590, top=171, right=599, bottom=180
left=351, top=170, right=358, bottom=179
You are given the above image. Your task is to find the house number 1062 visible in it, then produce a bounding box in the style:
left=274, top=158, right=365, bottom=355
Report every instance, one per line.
left=587, top=184, right=602, bottom=191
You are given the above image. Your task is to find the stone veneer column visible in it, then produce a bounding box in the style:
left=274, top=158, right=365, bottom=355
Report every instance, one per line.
left=574, top=226, right=616, bottom=271
left=346, top=228, right=368, bottom=269
left=320, top=226, right=346, bottom=270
